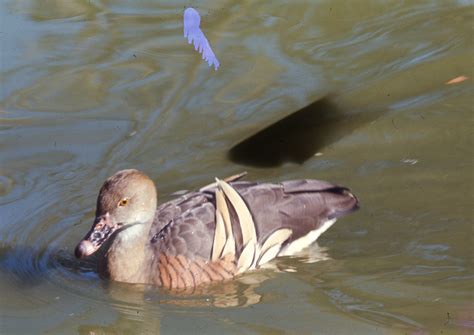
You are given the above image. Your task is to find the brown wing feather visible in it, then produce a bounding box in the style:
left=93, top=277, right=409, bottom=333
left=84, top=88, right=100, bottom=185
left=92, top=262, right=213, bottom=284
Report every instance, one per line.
left=150, top=205, right=215, bottom=260
left=148, top=192, right=213, bottom=246
left=146, top=179, right=358, bottom=287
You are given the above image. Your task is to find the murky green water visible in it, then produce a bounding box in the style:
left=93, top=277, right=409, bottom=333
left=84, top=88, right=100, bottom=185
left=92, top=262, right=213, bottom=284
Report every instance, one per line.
left=1, top=1, right=473, bottom=334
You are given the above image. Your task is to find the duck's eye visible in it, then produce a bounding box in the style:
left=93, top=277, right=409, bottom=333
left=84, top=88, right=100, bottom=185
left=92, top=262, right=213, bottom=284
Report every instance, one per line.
left=118, top=198, right=129, bottom=207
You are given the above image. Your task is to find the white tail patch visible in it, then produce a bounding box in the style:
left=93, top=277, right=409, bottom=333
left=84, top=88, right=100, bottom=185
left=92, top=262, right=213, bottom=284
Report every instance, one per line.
left=278, top=218, right=337, bottom=256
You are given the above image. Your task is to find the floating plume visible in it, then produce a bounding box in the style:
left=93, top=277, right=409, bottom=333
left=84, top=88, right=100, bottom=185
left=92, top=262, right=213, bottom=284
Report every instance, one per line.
left=184, top=7, right=220, bottom=70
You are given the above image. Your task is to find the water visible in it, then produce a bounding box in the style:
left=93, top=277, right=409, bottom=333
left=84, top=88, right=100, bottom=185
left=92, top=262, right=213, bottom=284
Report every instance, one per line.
left=1, top=1, right=473, bottom=334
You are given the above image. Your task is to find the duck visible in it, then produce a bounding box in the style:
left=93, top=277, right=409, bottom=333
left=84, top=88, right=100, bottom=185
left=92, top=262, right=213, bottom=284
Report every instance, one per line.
left=75, top=169, right=358, bottom=289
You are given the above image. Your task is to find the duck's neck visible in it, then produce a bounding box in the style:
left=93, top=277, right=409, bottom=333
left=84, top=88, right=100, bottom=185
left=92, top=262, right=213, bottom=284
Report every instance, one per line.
left=102, top=221, right=152, bottom=284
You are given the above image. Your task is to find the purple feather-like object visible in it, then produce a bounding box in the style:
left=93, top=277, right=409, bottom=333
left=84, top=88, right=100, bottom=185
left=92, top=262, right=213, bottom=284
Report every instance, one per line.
left=184, top=8, right=220, bottom=70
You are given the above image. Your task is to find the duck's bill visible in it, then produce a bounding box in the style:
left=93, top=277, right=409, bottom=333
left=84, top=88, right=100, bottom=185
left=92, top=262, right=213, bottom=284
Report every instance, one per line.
left=74, top=213, right=118, bottom=259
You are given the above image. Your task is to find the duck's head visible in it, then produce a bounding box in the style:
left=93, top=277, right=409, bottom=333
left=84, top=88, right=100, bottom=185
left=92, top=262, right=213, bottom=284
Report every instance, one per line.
left=74, top=169, right=157, bottom=259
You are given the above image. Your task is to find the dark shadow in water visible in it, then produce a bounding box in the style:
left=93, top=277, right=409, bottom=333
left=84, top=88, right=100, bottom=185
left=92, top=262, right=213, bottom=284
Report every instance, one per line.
left=228, top=95, right=385, bottom=167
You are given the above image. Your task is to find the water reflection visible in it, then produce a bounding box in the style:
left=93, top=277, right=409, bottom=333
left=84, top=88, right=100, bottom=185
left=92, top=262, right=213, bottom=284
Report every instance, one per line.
left=0, top=244, right=96, bottom=287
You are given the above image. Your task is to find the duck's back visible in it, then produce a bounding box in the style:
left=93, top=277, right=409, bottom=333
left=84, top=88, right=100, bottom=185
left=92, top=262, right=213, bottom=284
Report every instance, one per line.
left=145, top=179, right=358, bottom=289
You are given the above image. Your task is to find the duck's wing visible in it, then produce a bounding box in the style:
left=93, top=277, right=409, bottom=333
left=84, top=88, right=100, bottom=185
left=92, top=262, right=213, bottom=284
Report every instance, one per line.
left=147, top=191, right=235, bottom=289
left=146, top=182, right=263, bottom=289
left=206, top=179, right=358, bottom=266
left=233, top=179, right=358, bottom=257
left=146, top=180, right=358, bottom=289
left=233, top=179, right=358, bottom=244
left=148, top=191, right=213, bottom=244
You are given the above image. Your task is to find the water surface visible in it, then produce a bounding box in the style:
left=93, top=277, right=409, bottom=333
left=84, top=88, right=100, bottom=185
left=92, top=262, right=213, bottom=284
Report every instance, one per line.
left=1, top=1, right=473, bottom=334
